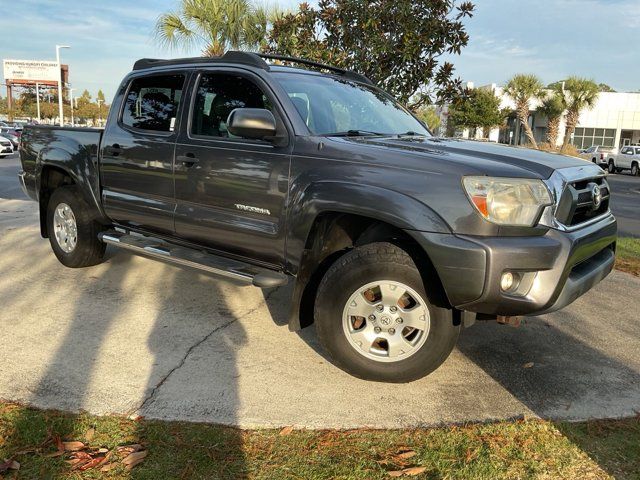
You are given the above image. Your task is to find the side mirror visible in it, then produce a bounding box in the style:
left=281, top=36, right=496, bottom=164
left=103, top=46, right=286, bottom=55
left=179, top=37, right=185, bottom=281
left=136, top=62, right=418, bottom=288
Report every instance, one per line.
left=227, top=108, right=277, bottom=140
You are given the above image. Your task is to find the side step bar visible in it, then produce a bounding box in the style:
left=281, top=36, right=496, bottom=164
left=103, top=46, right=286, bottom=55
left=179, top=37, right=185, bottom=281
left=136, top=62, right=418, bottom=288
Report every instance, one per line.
left=98, top=231, right=288, bottom=288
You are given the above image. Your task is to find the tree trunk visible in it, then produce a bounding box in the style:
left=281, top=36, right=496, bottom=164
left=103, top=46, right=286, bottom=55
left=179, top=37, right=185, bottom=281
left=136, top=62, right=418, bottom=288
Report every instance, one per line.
left=562, top=110, right=579, bottom=148
left=483, top=126, right=490, bottom=139
left=517, top=103, right=537, bottom=149
left=546, top=116, right=560, bottom=148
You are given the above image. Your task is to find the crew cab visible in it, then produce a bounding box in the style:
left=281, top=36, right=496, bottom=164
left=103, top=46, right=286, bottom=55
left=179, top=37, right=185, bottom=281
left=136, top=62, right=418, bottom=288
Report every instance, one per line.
left=17, top=52, right=617, bottom=382
left=607, top=145, right=640, bottom=176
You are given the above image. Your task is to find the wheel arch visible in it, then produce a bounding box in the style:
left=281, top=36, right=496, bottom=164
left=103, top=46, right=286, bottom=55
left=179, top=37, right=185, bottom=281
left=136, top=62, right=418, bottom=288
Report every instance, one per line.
left=37, top=147, right=107, bottom=238
left=286, top=210, right=452, bottom=332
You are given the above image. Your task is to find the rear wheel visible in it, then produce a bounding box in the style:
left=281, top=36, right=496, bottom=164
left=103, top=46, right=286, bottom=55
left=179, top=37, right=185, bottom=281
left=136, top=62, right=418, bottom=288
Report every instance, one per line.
left=632, top=162, right=639, bottom=176
left=608, top=160, right=615, bottom=174
left=314, top=242, right=460, bottom=382
left=47, top=186, right=106, bottom=268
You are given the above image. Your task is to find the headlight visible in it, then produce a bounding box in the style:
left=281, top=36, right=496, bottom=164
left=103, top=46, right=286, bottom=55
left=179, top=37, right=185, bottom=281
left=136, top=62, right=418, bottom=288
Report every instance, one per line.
left=462, top=176, right=552, bottom=226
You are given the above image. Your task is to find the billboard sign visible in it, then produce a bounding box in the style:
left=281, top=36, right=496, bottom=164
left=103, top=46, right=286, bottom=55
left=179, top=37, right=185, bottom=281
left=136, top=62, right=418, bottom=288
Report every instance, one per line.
left=3, top=59, right=60, bottom=84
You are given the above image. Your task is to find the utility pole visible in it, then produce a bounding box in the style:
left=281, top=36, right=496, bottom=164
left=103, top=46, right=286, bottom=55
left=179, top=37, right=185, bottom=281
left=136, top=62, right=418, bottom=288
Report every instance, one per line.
left=56, top=45, right=70, bottom=125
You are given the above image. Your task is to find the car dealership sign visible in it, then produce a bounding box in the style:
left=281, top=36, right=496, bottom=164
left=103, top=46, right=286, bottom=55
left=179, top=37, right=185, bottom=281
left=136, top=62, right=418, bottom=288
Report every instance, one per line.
left=3, top=59, right=60, bottom=84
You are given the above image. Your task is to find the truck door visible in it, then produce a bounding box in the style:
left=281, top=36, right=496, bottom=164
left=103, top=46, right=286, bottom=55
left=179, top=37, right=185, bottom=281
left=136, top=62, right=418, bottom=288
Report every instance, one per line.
left=100, top=71, right=188, bottom=235
left=173, top=69, right=292, bottom=268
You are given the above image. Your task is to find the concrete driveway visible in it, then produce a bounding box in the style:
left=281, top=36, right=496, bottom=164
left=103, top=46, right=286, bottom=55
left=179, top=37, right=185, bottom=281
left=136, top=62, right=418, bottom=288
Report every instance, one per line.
left=1, top=155, right=639, bottom=429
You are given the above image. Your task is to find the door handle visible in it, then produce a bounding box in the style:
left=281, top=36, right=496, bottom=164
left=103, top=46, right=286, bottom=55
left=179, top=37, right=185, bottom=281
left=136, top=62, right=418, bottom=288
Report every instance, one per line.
left=107, top=143, right=121, bottom=156
left=177, top=153, right=200, bottom=167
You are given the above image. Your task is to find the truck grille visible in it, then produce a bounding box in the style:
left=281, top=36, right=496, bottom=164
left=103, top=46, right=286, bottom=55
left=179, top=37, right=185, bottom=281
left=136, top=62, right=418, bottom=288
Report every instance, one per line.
left=555, top=176, right=610, bottom=227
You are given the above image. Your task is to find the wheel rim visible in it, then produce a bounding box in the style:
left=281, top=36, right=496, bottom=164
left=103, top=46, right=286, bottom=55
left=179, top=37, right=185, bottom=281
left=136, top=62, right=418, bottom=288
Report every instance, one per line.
left=53, top=202, right=78, bottom=253
left=342, top=280, right=431, bottom=363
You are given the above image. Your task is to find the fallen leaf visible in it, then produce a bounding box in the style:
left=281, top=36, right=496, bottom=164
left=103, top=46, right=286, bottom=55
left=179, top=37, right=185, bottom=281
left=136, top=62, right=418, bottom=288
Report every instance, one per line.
left=79, top=457, right=106, bottom=471
left=8, top=460, right=20, bottom=470
left=63, top=441, right=85, bottom=451
left=404, top=466, right=427, bottom=476
left=84, top=427, right=95, bottom=442
left=117, top=444, right=142, bottom=455
left=122, top=450, right=148, bottom=466
left=279, top=426, right=293, bottom=436
left=0, top=459, right=20, bottom=473
left=100, top=462, right=118, bottom=472
left=388, top=471, right=404, bottom=477
left=522, top=362, right=534, bottom=369
left=397, top=450, right=416, bottom=460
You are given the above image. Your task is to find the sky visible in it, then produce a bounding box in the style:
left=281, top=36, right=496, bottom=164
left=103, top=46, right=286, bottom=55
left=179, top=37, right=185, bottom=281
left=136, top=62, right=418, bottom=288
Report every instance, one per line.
left=1, top=0, right=638, bottom=102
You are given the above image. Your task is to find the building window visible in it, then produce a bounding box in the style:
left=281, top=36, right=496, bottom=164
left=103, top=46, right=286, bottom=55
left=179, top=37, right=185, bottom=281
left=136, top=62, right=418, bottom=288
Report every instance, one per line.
left=572, top=127, right=616, bottom=149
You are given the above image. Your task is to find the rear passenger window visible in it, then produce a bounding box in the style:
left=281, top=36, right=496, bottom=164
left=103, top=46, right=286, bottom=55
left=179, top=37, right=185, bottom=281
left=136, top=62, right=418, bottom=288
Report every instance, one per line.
left=122, top=74, right=185, bottom=132
left=191, top=73, right=272, bottom=138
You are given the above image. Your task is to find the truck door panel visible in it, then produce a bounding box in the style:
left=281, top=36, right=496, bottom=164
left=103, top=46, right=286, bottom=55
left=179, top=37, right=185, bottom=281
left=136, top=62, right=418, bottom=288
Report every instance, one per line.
left=100, top=72, right=187, bottom=234
left=174, top=70, right=291, bottom=267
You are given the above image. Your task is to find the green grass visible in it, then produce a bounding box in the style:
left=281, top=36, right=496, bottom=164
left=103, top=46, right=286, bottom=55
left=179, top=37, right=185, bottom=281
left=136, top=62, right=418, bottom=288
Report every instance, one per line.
left=616, top=237, right=640, bottom=276
left=1, top=402, right=639, bottom=479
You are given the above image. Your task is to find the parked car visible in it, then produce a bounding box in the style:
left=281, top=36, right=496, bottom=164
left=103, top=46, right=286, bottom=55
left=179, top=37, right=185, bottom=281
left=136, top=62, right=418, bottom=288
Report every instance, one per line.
left=0, top=137, right=13, bottom=157
left=607, top=145, right=640, bottom=176
left=579, top=145, right=614, bottom=168
left=0, top=132, right=20, bottom=150
left=0, top=127, right=22, bottom=139
left=17, top=51, right=617, bottom=382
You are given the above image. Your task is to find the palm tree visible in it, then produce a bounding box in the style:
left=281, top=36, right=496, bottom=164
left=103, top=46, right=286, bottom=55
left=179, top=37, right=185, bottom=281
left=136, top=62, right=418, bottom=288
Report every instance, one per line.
left=561, top=77, right=600, bottom=148
left=537, top=89, right=565, bottom=148
left=155, top=0, right=281, bottom=56
left=504, top=74, right=545, bottom=149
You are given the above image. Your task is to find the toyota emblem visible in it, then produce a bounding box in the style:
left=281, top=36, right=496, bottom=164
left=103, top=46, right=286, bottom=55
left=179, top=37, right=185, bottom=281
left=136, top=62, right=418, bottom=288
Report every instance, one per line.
left=591, top=184, right=602, bottom=209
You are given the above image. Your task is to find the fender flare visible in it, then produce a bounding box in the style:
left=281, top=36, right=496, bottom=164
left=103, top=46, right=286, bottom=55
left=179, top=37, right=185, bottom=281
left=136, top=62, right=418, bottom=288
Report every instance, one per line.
left=285, top=181, right=452, bottom=331
left=36, top=146, right=108, bottom=236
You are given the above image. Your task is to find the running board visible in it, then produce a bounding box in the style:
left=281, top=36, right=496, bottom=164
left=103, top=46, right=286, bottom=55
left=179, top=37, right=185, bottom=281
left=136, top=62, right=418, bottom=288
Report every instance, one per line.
left=98, top=231, right=288, bottom=288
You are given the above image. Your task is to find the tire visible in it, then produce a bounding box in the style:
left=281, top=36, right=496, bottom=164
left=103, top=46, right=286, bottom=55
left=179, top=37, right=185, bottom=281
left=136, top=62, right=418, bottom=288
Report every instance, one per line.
left=632, top=162, right=639, bottom=177
left=314, top=242, right=460, bottom=383
left=608, top=160, right=615, bottom=174
left=47, top=185, right=106, bottom=268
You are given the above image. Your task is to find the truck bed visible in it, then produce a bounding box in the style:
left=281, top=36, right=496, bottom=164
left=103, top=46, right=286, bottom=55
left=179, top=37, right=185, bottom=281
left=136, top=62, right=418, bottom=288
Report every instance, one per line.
left=19, top=125, right=103, bottom=201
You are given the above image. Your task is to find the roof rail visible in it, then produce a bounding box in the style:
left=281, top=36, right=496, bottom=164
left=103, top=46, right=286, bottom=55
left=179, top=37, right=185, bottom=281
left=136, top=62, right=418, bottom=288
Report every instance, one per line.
left=258, top=53, right=373, bottom=85
left=132, top=51, right=269, bottom=71
left=132, top=50, right=374, bottom=85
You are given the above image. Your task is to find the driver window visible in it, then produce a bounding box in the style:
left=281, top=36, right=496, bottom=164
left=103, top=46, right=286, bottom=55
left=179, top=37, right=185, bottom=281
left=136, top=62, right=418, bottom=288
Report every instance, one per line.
left=191, top=73, right=272, bottom=138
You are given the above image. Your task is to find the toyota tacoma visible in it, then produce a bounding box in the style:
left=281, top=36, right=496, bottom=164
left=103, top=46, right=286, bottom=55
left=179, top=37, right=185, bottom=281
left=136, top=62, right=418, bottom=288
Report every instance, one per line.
left=18, top=51, right=617, bottom=382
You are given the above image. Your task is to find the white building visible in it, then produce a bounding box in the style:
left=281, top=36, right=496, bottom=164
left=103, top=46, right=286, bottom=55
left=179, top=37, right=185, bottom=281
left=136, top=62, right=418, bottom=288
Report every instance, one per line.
left=446, top=82, right=640, bottom=151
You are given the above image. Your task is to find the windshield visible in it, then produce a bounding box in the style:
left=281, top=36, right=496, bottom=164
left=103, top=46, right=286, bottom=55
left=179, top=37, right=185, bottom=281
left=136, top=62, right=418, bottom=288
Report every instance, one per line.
left=273, top=71, right=430, bottom=137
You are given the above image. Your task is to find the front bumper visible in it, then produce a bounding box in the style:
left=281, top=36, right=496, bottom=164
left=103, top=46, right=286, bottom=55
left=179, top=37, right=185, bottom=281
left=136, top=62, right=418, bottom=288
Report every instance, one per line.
left=411, top=213, right=617, bottom=316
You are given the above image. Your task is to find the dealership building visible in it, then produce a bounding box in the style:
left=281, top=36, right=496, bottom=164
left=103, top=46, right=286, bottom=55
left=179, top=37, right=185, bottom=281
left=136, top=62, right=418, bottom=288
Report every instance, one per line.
left=446, top=82, right=640, bottom=151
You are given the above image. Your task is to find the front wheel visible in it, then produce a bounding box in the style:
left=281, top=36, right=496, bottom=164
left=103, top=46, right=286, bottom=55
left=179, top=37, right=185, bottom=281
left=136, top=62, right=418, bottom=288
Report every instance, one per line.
left=314, top=242, right=460, bottom=382
left=47, top=186, right=106, bottom=268
left=632, top=163, right=639, bottom=176
left=608, top=160, right=615, bottom=174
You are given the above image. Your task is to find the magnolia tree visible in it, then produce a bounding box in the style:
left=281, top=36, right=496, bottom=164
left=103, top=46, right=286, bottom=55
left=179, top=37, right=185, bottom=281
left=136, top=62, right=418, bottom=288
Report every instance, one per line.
left=266, top=0, right=475, bottom=109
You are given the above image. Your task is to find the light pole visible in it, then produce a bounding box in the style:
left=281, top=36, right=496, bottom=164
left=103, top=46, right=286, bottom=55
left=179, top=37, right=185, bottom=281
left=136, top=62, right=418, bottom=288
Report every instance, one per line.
left=36, top=82, right=41, bottom=122
left=67, top=87, right=75, bottom=126
left=97, top=99, right=103, bottom=127
left=56, top=45, right=70, bottom=126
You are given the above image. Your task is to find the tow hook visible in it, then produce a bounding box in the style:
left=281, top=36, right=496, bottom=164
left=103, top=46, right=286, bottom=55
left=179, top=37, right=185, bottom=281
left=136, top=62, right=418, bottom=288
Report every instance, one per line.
left=497, top=315, right=522, bottom=327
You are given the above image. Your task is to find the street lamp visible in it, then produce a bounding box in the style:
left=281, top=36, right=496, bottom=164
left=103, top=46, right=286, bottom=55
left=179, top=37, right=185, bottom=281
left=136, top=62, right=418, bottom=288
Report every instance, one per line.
left=97, top=98, right=104, bottom=127
left=56, top=45, right=70, bottom=126
left=67, top=87, right=75, bottom=126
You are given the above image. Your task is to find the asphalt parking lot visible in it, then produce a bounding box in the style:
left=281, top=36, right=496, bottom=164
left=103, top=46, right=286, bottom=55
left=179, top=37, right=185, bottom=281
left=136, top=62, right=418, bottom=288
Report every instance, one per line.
left=1, top=153, right=639, bottom=428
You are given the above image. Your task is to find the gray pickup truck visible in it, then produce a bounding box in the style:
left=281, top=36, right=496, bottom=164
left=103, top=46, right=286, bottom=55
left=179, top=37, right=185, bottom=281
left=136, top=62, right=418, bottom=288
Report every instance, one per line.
left=18, top=51, right=617, bottom=382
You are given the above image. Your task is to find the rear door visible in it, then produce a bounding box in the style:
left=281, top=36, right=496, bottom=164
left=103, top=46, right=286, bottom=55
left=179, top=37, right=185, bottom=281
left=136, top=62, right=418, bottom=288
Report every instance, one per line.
left=100, top=71, right=188, bottom=235
left=173, top=68, right=292, bottom=267
left=617, top=147, right=633, bottom=169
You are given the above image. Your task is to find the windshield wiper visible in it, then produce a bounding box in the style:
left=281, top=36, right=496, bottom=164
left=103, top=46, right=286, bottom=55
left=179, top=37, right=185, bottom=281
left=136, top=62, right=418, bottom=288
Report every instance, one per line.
left=324, top=129, right=386, bottom=137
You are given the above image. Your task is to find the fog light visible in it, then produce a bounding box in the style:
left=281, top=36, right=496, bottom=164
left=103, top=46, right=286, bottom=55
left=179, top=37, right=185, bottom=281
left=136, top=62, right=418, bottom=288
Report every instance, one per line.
left=500, top=272, right=514, bottom=291
left=500, top=271, right=521, bottom=292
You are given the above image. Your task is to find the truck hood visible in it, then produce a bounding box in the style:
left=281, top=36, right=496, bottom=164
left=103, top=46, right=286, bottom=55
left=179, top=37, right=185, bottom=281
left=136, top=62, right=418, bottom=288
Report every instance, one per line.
left=340, top=136, right=590, bottom=179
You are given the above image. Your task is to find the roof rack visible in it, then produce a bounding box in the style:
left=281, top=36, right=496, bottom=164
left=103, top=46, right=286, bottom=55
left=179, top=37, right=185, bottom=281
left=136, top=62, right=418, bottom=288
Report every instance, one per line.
left=133, top=51, right=269, bottom=71
left=132, top=50, right=373, bottom=85
left=257, top=53, right=374, bottom=85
